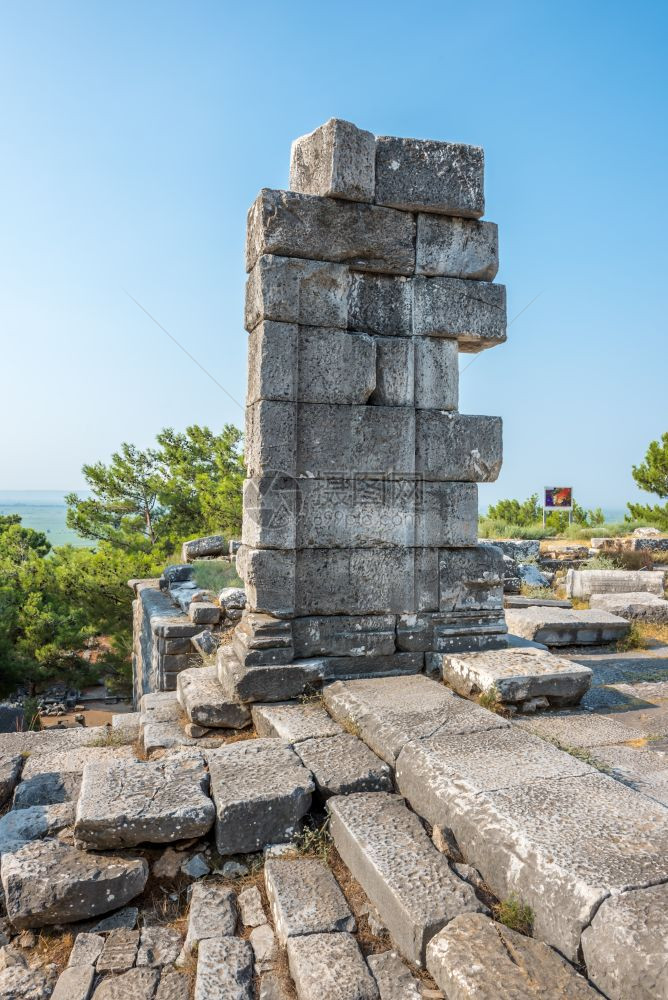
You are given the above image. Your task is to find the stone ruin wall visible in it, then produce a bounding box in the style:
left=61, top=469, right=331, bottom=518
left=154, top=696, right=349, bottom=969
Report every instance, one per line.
left=220, top=118, right=509, bottom=703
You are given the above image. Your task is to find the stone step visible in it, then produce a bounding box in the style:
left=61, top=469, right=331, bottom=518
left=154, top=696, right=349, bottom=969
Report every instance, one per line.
left=264, top=857, right=355, bottom=944
left=504, top=595, right=572, bottom=609
left=294, top=732, right=393, bottom=797
left=176, top=665, right=251, bottom=729
left=504, top=606, right=629, bottom=646
left=286, top=931, right=379, bottom=1000
left=323, top=674, right=508, bottom=765
left=394, top=723, right=668, bottom=963
left=251, top=701, right=344, bottom=742
left=194, top=937, right=253, bottom=1000
left=327, top=791, right=485, bottom=966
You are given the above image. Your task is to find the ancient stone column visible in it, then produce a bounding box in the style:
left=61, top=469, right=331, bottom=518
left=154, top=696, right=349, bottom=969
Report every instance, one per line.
left=219, top=118, right=507, bottom=703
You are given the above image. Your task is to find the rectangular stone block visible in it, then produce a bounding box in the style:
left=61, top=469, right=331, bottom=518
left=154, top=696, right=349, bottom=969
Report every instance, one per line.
left=397, top=610, right=506, bottom=652
left=245, top=400, right=296, bottom=478
left=297, top=327, right=376, bottom=403
left=290, top=118, right=376, bottom=202
left=440, top=648, right=592, bottom=707
left=292, top=615, right=397, bottom=658
left=232, top=629, right=294, bottom=667
left=414, top=337, right=458, bottom=410
left=218, top=646, right=324, bottom=702
left=195, top=937, right=253, bottom=1000
left=245, top=255, right=349, bottom=332
left=251, top=702, right=344, bottom=742
left=236, top=546, right=295, bottom=616
left=416, top=215, right=498, bottom=280
left=242, top=476, right=297, bottom=550
left=294, top=548, right=415, bottom=615
left=264, top=857, right=355, bottom=943
left=415, top=483, right=478, bottom=547
left=566, top=568, right=666, bottom=600
left=375, top=136, right=484, bottom=218
left=246, top=189, right=416, bottom=276
left=413, top=276, right=506, bottom=351
left=286, top=932, right=379, bottom=1000
left=370, top=336, right=414, bottom=406
left=247, top=321, right=297, bottom=403
left=504, top=607, right=630, bottom=646
left=416, top=412, right=502, bottom=482
left=297, top=403, right=415, bottom=479
left=439, top=546, right=505, bottom=611
left=348, top=272, right=412, bottom=335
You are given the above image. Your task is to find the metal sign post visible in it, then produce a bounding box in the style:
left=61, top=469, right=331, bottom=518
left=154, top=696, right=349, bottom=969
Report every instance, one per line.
left=543, top=487, right=573, bottom=526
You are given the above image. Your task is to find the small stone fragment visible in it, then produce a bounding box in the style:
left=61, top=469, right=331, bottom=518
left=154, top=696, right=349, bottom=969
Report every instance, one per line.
left=179, top=882, right=237, bottom=961
left=180, top=853, right=210, bottom=879
left=91, top=907, right=139, bottom=933
left=67, top=933, right=105, bottom=967
left=51, top=965, right=95, bottom=1000
left=152, top=848, right=182, bottom=881
left=250, top=923, right=276, bottom=974
left=194, top=937, right=253, bottom=1000
left=287, top=932, right=379, bottom=1000
left=96, top=928, right=140, bottom=972
left=265, top=858, right=355, bottom=944
left=367, top=950, right=421, bottom=999
left=221, top=861, right=249, bottom=878
left=238, top=885, right=265, bottom=927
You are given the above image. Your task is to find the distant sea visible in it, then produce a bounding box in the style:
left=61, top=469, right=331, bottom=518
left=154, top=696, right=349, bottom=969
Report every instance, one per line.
left=0, top=491, right=92, bottom=548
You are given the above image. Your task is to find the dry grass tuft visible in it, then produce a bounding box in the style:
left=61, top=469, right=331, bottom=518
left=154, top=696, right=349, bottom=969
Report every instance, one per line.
left=33, top=929, right=74, bottom=972
left=617, top=623, right=649, bottom=652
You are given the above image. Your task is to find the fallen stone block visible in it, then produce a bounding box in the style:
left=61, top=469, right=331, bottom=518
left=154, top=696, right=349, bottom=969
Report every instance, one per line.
left=246, top=188, right=416, bottom=276
left=323, top=674, right=508, bottom=765
left=328, top=793, right=484, bottom=966
left=439, top=648, right=592, bottom=707
left=264, top=857, right=355, bottom=943
left=136, top=926, right=183, bottom=968
left=427, top=912, right=599, bottom=999
left=295, top=733, right=393, bottom=797
left=111, top=712, right=142, bottom=741
left=416, top=412, right=503, bottom=482
left=0, top=801, right=75, bottom=853
left=92, top=907, right=139, bottom=933
left=250, top=922, right=276, bottom=974
left=67, top=932, right=105, bottom=967
left=504, top=606, right=629, bottom=645
left=191, top=630, right=220, bottom=659
left=286, top=932, right=379, bottom=1000
left=0, top=754, right=22, bottom=807
left=180, top=882, right=237, bottom=962
left=96, top=928, right=139, bottom=972
left=375, top=135, right=484, bottom=217
left=207, top=739, right=314, bottom=854
left=182, top=535, right=226, bottom=562
left=590, top=591, right=668, bottom=622
left=51, top=965, right=95, bottom=1000
left=188, top=602, right=221, bottom=625
left=74, top=751, right=215, bottom=848
left=486, top=539, right=541, bottom=561
left=367, top=950, right=421, bottom=1000
left=91, top=968, right=159, bottom=1000
left=195, top=937, right=253, bottom=1000
left=290, top=118, right=376, bottom=203
left=566, top=568, right=666, bottom=599
left=1, top=840, right=148, bottom=928
left=176, top=666, right=251, bottom=729
left=581, top=882, right=668, bottom=1000
left=251, top=701, right=343, bottom=742
left=0, top=966, right=54, bottom=1000
left=412, top=276, right=506, bottom=350
left=416, top=214, right=498, bottom=280
left=504, top=595, right=573, bottom=609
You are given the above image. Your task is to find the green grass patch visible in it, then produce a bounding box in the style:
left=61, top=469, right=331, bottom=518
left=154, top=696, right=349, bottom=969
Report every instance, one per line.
left=192, top=560, right=243, bottom=593
left=494, top=895, right=534, bottom=935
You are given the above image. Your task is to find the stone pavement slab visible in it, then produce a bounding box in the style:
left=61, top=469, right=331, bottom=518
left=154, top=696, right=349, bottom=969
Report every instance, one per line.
left=68, top=932, right=105, bottom=967
left=427, top=912, right=599, bottom=999
left=136, top=926, right=183, bottom=967
left=584, top=743, right=668, bottom=805
left=155, top=970, right=191, bottom=1000
left=367, top=951, right=421, bottom=1000
left=91, top=968, right=159, bottom=1000
left=264, top=857, right=354, bottom=943
left=328, top=792, right=484, bottom=966
left=251, top=701, right=343, bottom=742
left=51, top=965, right=95, bottom=1000
left=0, top=966, right=55, bottom=1000
left=295, top=733, right=393, bottom=797
left=512, top=710, right=645, bottom=747
left=180, top=882, right=238, bottom=961
left=439, top=648, right=592, bottom=706
left=286, top=932, right=379, bottom=1000
left=590, top=591, right=668, bottom=622
left=581, top=882, right=668, bottom=1000
left=176, top=666, right=251, bottom=729
left=504, top=607, right=629, bottom=646
left=207, top=739, right=313, bottom=854
left=1, top=839, right=148, bottom=928
left=75, top=751, right=215, bottom=848
left=323, top=675, right=508, bottom=765
left=0, top=801, right=74, bottom=853
left=96, top=928, right=139, bottom=972
left=194, top=936, right=253, bottom=1000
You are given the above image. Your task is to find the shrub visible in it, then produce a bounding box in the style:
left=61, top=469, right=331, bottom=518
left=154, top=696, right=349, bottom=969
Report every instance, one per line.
left=192, top=560, right=243, bottom=593
left=494, top=895, right=534, bottom=935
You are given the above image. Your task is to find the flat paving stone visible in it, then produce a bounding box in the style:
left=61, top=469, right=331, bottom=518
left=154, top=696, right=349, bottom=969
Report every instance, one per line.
left=68, top=932, right=105, bottom=967
left=1, top=839, right=148, bottom=929
left=91, top=968, right=159, bottom=1000
left=91, top=906, right=139, bottom=932
left=237, top=885, right=265, bottom=927
left=581, top=882, right=668, bottom=1000
left=13, top=771, right=83, bottom=809
left=264, top=857, right=355, bottom=943
left=590, top=591, right=668, bottom=622
left=74, top=750, right=215, bottom=848
left=513, top=710, right=645, bottom=747
left=0, top=754, right=22, bottom=806
left=0, top=801, right=75, bottom=853
left=0, top=725, right=110, bottom=756
left=440, top=648, right=592, bottom=706
left=194, top=937, right=253, bottom=1000
left=251, top=701, right=343, bottom=742
left=155, top=970, right=191, bottom=1000
left=286, top=932, right=379, bottom=1000
left=51, top=965, right=95, bottom=1000
left=0, top=966, right=55, bottom=1000
left=327, top=792, right=484, bottom=966
left=504, top=607, right=629, bottom=646
left=572, top=649, right=668, bottom=687
left=295, top=733, right=393, bottom=796
left=136, top=926, right=183, bottom=967
left=96, top=928, right=140, bottom=972
left=367, top=950, right=421, bottom=999
left=584, top=743, right=668, bottom=805
left=427, top=912, right=599, bottom=999
left=207, top=739, right=313, bottom=854
left=112, top=712, right=142, bottom=740
left=177, top=666, right=251, bottom=729
left=180, top=882, right=237, bottom=960
left=323, top=675, right=508, bottom=765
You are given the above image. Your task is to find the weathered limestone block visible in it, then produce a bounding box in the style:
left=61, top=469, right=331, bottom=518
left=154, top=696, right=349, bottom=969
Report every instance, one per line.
left=92, top=968, right=159, bottom=1000
left=487, top=539, right=540, bottom=561
left=414, top=336, right=459, bottom=410
left=439, top=546, right=505, bottom=611
left=251, top=701, right=343, bottom=742
left=292, top=615, right=395, bottom=658
left=566, top=568, right=665, bottom=599
left=238, top=885, right=266, bottom=927
left=581, top=882, right=668, bottom=1000
left=590, top=591, right=668, bottom=622
left=180, top=882, right=237, bottom=961
left=96, top=928, right=140, bottom=972
left=245, top=400, right=297, bottom=479
left=295, top=548, right=416, bottom=615
left=398, top=610, right=506, bottom=653
left=512, top=710, right=645, bottom=748
left=427, top=912, right=600, bottom=999
left=324, top=674, right=507, bottom=765
left=246, top=189, right=416, bottom=276
left=156, top=971, right=191, bottom=1000
left=182, top=535, right=226, bottom=561
left=0, top=801, right=75, bottom=854
left=416, top=483, right=478, bottom=547
left=290, top=118, right=376, bottom=202
left=245, top=255, right=349, bottom=332
left=136, top=926, right=183, bottom=968
left=348, top=272, right=412, bottom=335
left=367, top=951, right=421, bottom=1000
left=233, top=625, right=295, bottom=667
left=0, top=754, right=22, bottom=807
left=297, top=403, right=415, bottom=478
left=189, top=602, right=221, bottom=625
left=416, top=412, right=502, bottom=482
left=264, top=857, right=355, bottom=943
left=68, top=932, right=105, bottom=967
left=51, top=965, right=95, bottom=1000
left=370, top=335, right=414, bottom=406
left=0, top=966, right=55, bottom=1000
left=416, top=214, right=498, bottom=280
left=440, top=648, right=592, bottom=706
left=375, top=136, right=484, bottom=217
left=413, top=276, right=506, bottom=350
left=176, top=665, right=251, bottom=729
left=1, top=840, right=148, bottom=928
left=207, top=739, right=314, bottom=854
left=328, top=792, right=485, bottom=966
left=235, top=546, right=295, bottom=617
left=286, top=932, right=379, bottom=1000
left=195, top=937, right=253, bottom=1000
left=249, top=922, right=276, bottom=973
left=584, top=743, right=668, bottom=806
left=74, top=751, right=215, bottom=848
left=504, top=606, right=629, bottom=645
left=295, top=733, right=393, bottom=797
left=218, top=647, right=323, bottom=703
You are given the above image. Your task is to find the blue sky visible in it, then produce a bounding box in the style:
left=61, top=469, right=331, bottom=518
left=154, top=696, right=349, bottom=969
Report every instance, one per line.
left=0, top=0, right=666, bottom=513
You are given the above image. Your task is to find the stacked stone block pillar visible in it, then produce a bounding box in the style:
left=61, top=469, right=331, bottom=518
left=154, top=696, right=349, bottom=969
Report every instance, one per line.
left=219, top=119, right=508, bottom=703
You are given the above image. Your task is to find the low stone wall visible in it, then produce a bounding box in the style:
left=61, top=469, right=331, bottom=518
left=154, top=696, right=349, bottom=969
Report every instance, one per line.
left=131, top=580, right=201, bottom=706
